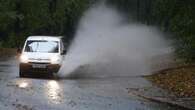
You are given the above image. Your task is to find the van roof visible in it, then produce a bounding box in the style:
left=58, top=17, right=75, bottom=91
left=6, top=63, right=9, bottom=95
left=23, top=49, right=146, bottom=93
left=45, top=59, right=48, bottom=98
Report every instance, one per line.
left=27, top=36, right=62, bottom=41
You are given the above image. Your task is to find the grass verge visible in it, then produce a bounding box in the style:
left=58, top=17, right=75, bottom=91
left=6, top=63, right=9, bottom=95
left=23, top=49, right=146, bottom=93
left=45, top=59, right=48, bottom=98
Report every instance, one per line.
left=0, top=48, right=16, bottom=56
left=146, top=65, right=195, bottom=98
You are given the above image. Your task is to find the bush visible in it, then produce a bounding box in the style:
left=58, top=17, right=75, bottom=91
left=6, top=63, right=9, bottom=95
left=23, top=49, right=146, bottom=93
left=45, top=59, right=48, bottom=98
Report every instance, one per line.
left=0, top=0, right=91, bottom=48
left=152, top=0, right=195, bottom=62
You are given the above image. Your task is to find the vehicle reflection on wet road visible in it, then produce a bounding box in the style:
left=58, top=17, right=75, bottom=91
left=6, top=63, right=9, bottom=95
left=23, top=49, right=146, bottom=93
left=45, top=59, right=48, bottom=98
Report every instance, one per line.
left=45, top=80, right=63, bottom=104
left=0, top=57, right=182, bottom=110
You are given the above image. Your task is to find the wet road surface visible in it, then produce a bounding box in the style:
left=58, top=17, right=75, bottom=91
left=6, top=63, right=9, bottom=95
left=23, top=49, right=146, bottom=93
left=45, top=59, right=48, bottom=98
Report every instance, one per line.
left=0, top=57, right=182, bottom=110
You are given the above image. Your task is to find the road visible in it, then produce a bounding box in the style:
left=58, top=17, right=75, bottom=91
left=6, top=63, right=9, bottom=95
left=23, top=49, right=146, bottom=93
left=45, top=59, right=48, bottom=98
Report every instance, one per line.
left=0, top=56, right=181, bottom=110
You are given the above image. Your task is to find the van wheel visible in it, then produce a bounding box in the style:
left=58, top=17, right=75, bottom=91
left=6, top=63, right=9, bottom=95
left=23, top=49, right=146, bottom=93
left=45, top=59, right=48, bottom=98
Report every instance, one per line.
left=19, top=67, right=26, bottom=77
left=50, top=72, right=58, bottom=79
left=53, top=73, right=59, bottom=79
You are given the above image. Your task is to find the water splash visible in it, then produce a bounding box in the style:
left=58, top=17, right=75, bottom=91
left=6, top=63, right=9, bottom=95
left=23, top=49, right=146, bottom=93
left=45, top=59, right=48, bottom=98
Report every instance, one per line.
left=59, top=3, right=172, bottom=78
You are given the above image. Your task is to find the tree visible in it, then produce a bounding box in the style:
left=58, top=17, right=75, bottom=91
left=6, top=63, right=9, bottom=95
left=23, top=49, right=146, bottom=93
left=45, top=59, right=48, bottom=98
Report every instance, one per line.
left=0, top=0, right=91, bottom=47
left=152, top=0, right=195, bottom=62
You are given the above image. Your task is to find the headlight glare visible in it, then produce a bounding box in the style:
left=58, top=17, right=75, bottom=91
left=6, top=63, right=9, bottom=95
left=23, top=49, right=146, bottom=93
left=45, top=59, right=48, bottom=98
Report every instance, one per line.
left=50, top=56, right=60, bottom=64
left=20, top=55, right=28, bottom=63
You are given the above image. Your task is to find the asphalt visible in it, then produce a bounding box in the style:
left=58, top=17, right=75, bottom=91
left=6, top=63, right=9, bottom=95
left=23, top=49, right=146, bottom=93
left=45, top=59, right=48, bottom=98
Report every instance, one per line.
left=0, top=56, right=184, bottom=110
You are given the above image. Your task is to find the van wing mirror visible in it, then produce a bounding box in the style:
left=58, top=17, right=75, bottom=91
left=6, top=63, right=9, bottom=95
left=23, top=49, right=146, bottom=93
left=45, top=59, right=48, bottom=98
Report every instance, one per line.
left=61, top=50, right=67, bottom=55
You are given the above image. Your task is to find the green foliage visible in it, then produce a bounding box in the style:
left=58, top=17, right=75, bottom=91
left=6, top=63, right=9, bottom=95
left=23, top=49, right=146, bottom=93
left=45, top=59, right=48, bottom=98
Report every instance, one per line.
left=107, top=0, right=153, bottom=24
left=152, top=0, right=195, bottom=62
left=108, top=0, right=195, bottom=63
left=0, top=0, right=194, bottom=63
left=0, top=0, right=91, bottom=48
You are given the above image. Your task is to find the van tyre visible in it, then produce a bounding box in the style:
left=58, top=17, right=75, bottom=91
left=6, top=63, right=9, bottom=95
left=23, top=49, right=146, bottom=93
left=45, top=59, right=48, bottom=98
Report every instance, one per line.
left=19, top=67, right=26, bottom=77
left=52, top=73, right=58, bottom=79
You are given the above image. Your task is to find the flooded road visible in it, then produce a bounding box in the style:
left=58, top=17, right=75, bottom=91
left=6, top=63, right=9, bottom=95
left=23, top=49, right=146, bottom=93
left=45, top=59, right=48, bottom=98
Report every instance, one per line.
left=0, top=56, right=181, bottom=110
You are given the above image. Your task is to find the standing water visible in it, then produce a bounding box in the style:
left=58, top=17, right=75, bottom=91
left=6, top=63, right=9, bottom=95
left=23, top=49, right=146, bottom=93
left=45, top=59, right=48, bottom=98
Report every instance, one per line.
left=59, top=3, right=172, bottom=78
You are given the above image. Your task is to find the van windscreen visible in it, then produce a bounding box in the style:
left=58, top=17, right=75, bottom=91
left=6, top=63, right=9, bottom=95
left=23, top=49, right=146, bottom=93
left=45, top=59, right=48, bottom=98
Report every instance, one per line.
left=25, top=40, right=59, bottom=53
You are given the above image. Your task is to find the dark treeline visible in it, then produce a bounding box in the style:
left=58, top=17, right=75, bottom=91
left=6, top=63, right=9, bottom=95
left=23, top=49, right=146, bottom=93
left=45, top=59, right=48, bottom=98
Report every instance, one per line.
left=154, top=0, right=194, bottom=63
left=0, top=0, right=93, bottom=47
left=0, top=0, right=194, bottom=62
left=107, top=0, right=195, bottom=62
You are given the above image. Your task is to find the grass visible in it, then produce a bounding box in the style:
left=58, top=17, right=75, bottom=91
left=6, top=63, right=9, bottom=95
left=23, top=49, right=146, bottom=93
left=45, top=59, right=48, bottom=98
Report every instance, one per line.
left=146, top=65, right=195, bottom=98
left=0, top=48, right=16, bottom=56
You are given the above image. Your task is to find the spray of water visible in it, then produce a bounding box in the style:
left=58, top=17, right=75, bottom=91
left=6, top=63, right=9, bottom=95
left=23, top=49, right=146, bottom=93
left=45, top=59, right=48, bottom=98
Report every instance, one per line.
left=59, top=3, right=172, bottom=78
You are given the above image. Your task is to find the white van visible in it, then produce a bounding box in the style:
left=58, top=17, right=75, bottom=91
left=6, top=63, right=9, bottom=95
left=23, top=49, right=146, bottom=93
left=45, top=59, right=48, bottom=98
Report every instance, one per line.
left=19, top=36, right=66, bottom=77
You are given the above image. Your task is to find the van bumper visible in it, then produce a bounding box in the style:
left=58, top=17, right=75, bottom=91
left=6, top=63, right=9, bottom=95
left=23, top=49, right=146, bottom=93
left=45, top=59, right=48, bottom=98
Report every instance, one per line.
left=20, top=63, right=61, bottom=73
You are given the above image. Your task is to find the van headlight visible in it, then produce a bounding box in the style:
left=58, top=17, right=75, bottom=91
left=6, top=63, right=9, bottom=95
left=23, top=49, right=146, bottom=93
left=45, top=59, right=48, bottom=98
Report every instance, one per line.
left=20, top=55, right=28, bottom=63
left=50, top=56, right=60, bottom=64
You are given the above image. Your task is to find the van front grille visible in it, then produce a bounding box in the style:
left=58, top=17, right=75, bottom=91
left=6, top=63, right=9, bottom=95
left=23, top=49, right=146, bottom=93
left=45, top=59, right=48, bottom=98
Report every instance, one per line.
left=29, top=62, right=50, bottom=64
